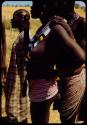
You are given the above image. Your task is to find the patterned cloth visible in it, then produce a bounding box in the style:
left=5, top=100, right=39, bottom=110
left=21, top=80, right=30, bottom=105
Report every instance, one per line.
left=5, top=31, right=30, bottom=122
left=59, top=67, right=86, bottom=121
left=29, top=79, right=58, bottom=102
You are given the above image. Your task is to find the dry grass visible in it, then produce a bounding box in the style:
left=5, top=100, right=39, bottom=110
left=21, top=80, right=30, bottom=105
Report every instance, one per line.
left=74, top=8, right=86, bottom=18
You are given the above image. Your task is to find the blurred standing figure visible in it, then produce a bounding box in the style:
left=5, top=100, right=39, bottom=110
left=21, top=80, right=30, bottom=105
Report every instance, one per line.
left=30, top=0, right=86, bottom=123
left=49, top=1, right=86, bottom=123
left=1, top=22, right=7, bottom=116
left=1, top=22, right=7, bottom=82
left=5, top=9, right=30, bottom=123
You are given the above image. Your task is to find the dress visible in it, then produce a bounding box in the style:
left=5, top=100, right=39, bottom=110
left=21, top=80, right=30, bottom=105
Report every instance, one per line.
left=5, top=31, right=30, bottom=122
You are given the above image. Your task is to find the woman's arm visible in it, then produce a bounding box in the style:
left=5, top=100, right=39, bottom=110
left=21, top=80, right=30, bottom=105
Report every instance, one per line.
left=53, top=24, right=85, bottom=62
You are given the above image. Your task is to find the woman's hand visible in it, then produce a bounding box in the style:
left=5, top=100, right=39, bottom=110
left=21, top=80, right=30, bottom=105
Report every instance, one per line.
left=50, top=16, right=74, bottom=39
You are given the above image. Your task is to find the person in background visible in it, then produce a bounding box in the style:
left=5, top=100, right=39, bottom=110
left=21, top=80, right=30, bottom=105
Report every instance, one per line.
left=1, top=22, right=7, bottom=83
left=1, top=21, right=7, bottom=118
left=30, top=0, right=86, bottom=123
left=5, top=9, right=30, bottom=123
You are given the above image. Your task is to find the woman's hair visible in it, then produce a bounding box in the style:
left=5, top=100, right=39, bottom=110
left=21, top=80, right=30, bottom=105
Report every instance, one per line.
left=32, top=0, right=75, bottom=18
left=11, top=9, right=30, bottom=30
left=13, top=9, right=30, bottom=21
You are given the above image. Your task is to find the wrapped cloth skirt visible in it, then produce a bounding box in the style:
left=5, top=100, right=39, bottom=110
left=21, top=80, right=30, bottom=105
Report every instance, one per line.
left=59, top=67, right=86, bottom=121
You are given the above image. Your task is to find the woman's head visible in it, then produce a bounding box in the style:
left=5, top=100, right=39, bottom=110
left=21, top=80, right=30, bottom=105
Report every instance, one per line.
left=31, top=0, right=59, bottom=23
left=11, top=9, right=30, bottom=31
left=31, top=0, right=75, bottom=23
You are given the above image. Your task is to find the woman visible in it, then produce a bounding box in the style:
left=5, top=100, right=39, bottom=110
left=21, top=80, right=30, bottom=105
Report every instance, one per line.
left=29, top=0, right=86, bottom=123
left=50, top=1, right=86, bottom=123
left=5, top=9, right=30, bottom=123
